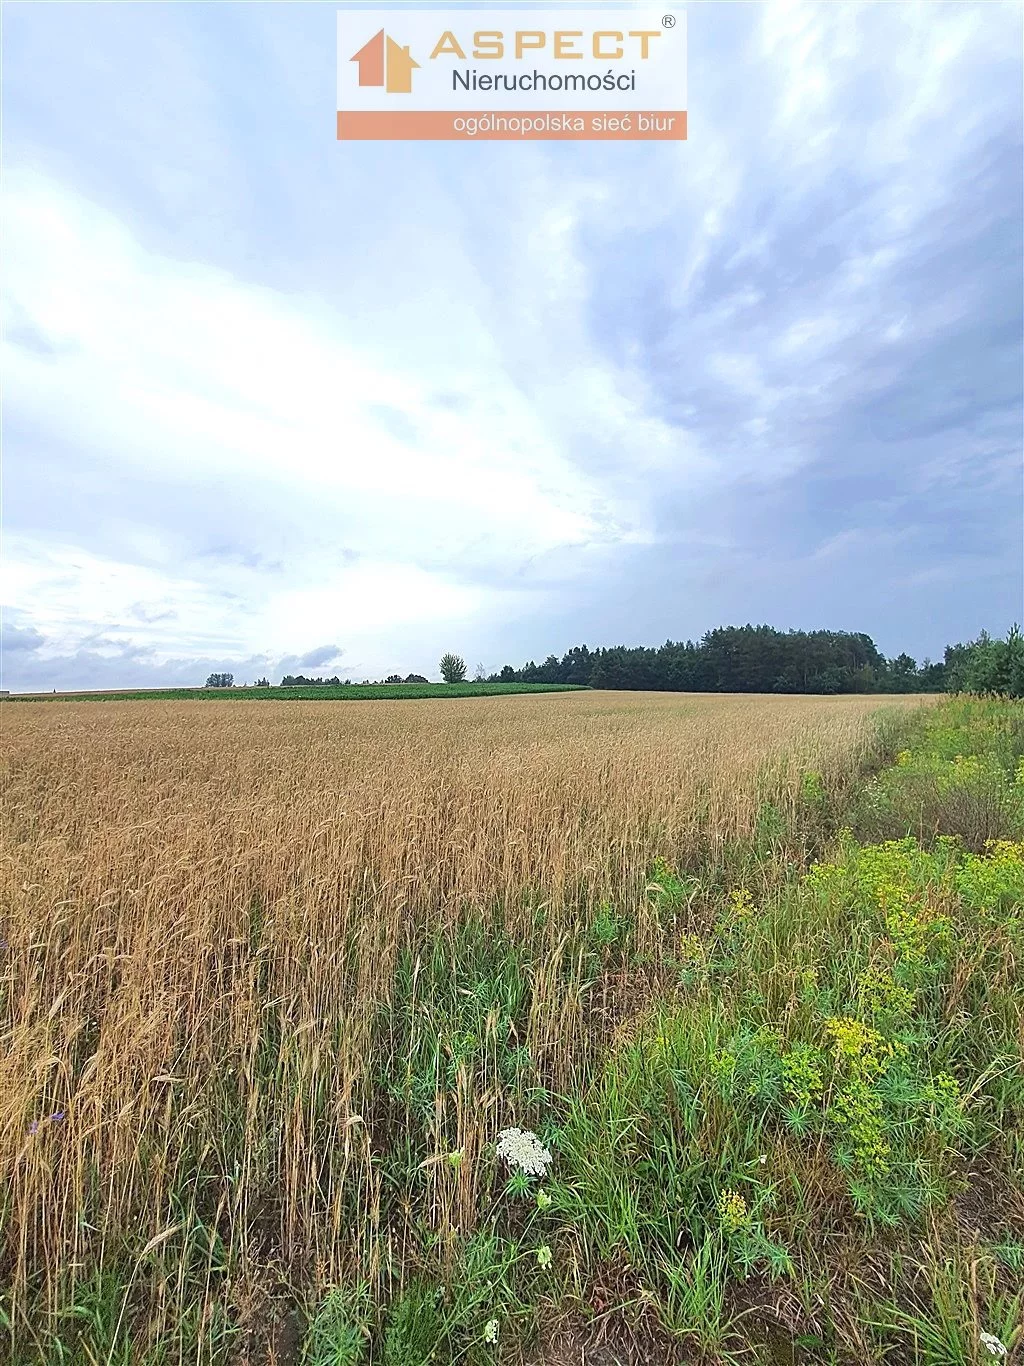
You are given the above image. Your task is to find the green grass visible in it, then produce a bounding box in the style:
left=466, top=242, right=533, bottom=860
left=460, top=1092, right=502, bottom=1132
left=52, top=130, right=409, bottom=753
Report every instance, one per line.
left=4, top=682, right=588, bottom=703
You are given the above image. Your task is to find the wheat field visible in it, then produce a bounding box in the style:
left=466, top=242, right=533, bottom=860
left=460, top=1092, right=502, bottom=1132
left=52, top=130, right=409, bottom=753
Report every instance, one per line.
left=0, top=691, right=927, bottom=1358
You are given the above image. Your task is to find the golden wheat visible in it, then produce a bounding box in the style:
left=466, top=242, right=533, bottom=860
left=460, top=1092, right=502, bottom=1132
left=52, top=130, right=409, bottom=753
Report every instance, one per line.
left=0, top=690, right=926, bottom=1348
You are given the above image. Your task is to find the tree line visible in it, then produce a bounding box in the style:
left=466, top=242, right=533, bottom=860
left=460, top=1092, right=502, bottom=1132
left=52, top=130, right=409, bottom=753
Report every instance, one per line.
left=206, top=625, right=1023, bottom=697
left=272, top=673, right=430, bottom=687
left=484, top=625, right=1024, bottom=696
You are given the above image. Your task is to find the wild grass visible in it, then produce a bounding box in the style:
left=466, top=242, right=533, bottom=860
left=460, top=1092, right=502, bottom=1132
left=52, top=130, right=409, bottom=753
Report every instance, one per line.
left=2, top=690, right=1021, bottom=1363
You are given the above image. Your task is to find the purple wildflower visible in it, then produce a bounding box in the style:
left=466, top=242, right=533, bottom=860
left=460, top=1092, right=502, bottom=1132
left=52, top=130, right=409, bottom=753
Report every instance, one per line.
left=28, top=1111, right=66, bottom=1135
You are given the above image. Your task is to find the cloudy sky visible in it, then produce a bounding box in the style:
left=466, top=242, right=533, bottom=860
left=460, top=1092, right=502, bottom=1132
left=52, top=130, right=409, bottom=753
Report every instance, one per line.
left=2, top=1, right=1021, bottom=689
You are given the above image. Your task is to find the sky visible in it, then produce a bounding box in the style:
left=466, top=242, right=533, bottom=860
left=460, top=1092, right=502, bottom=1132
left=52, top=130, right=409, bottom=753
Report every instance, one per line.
left=2, top=0, right=1022, bottom=690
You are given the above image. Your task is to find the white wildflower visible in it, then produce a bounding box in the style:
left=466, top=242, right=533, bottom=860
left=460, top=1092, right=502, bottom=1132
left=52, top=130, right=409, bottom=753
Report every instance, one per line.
left=758, top=1154, right=768, bottom=1164
left=536, top=1243, right=553, bottom=1268
left=483, top=1317, right=500, bottom=1344
left=496, top=1127, right=552, bottom=1177
left=979, top=1332, right=1007, bottom=1358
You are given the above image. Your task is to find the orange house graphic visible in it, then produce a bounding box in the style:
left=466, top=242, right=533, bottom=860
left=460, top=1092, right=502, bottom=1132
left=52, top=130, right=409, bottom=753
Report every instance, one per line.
left=350, top=30, right=420, bottom=94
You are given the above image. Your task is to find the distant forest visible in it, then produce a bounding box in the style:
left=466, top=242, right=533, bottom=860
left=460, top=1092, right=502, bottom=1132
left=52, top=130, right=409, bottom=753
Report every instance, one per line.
left=278, top=625, right=1023, bottom=697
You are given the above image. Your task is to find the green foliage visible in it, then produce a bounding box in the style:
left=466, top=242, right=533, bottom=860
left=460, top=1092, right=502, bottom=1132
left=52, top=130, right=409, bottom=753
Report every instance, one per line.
left=646, top=856, right=692, bottom=909
left=497, top=625, right=906, bottom=693
left=439, top=653, right=468, bottom=684
left=780, top=1041, right=825, bottom=1109
left=863, top=1246, right=1022, bottom=1365
left=546, top=700, right=1023, bottom=1345
left=378, top=923, right=541, bottom=1131
left=8, top=1264, right=236, bottom=1366
left=952, top=624, right=1024, bottom=698
left=849, top=697, right=1024, bottom=847
left=799, top=768, right=827, bottom=812
left=755, top=798, right=787, bottom=852
left=657, top=1236, right=730, bottom=1348
left=302, top=1286, right=370, bottom=1366
left=499, top=624, right=1021, bottom=695
left=589, top=900, right=626, bottom=952
left=992, top=1238, right=1024, bottom=1274
left=382, top=1283, right=444, bottom=1366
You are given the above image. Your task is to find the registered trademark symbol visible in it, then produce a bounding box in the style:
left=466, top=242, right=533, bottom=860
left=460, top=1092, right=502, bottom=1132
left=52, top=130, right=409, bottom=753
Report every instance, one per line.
left=662, top=13, right=676, bottom=27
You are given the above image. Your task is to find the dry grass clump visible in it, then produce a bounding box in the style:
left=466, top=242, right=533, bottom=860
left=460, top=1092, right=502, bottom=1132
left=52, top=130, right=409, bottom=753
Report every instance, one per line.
left=0, top=690, right=924, bottom=1355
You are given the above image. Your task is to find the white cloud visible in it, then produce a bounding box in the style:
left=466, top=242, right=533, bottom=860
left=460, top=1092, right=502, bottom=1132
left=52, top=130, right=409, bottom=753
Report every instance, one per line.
left=2, top=168, right=647, bottom=673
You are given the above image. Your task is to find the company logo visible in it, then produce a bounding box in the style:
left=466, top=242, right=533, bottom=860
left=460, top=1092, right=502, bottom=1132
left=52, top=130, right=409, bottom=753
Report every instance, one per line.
left=350, top=29, right=419, bottom=94
left=338, top=9, right=687, bottom=142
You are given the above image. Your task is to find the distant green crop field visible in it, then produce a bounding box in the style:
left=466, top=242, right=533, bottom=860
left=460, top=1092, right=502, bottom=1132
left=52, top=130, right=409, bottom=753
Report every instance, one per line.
left=6, top=682, right=588, bottom=703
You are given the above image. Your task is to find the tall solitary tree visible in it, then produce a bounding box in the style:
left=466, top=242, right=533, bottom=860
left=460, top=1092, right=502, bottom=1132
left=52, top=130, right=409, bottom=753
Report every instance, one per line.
left=440, top=653, right=467, bottom=683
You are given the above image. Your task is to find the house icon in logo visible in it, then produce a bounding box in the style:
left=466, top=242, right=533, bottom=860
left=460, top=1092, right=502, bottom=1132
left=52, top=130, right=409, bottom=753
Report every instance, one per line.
left=350, top=29, right=420, bottom=94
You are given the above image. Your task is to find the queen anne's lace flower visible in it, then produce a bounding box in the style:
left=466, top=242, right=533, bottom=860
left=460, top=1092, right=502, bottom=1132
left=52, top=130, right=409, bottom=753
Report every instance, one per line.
left=980, top=1332, right=1007, bottom=1358
left=483, top=1318, right=500, bottom=1344
left=495, top=1127, right=552, bottom=1177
